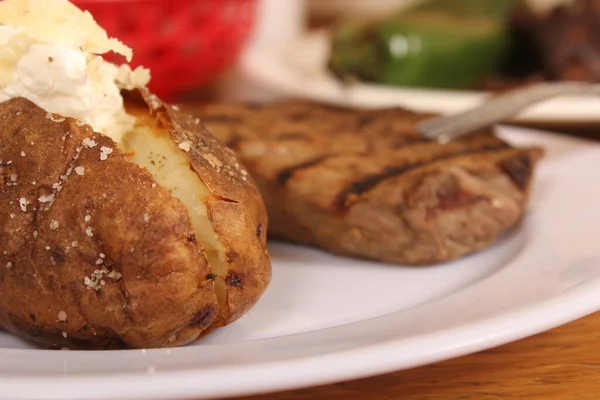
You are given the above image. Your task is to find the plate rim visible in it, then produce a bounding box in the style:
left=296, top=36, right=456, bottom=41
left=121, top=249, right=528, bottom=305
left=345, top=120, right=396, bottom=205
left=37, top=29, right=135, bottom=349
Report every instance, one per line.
left=2, top=279, right=600, bottom=400
left=239, top=30, right=600, bottom=124
left=1, top=127, right=600, bottom=400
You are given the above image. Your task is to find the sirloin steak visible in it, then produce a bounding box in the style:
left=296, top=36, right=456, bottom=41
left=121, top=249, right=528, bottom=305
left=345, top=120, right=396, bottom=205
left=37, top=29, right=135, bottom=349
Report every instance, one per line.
left=198, top=101, right=543, bottom=265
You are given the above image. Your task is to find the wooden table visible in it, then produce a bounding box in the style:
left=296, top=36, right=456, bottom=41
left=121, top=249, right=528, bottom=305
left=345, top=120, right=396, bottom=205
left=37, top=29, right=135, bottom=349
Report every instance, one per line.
left=225, top=311, right=600, bottom=399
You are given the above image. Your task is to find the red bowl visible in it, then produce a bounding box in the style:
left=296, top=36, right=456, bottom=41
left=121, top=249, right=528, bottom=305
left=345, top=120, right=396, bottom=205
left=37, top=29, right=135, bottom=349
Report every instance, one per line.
left=73, top=0, right=258, bottom=101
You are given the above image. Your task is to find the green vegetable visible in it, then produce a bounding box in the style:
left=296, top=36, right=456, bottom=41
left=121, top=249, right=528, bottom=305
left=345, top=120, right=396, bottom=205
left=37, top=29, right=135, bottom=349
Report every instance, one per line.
left=328, top=0, right=522, bottom=89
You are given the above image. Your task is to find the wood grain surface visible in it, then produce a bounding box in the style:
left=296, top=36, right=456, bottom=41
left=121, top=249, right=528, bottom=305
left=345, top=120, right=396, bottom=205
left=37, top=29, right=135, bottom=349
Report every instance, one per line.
left=224, top=311, right=600, bottom=400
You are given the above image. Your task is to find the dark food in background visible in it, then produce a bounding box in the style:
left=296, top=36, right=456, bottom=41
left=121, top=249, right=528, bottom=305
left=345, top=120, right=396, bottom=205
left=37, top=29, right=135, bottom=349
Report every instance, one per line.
left=199, top=101, right=543, bottom=266
left=490, top=0, right=600, bottom=88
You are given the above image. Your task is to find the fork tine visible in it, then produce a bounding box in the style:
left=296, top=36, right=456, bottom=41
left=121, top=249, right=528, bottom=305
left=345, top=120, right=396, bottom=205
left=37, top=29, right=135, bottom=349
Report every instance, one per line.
left=417, top=82, right=600, bottom=143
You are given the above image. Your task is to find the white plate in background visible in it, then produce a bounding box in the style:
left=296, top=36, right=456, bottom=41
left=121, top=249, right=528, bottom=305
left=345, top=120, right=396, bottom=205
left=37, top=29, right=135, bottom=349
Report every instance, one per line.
left=1, top=127, right=600, bottom=399
left=240, top=30, right=600, bottom=124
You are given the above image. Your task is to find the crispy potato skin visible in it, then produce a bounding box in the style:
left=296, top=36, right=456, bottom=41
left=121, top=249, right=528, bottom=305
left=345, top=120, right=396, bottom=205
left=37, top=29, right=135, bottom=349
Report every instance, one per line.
left=131, top=90, right=271, bottom=324
left=0, top=93, right=271, bottom=349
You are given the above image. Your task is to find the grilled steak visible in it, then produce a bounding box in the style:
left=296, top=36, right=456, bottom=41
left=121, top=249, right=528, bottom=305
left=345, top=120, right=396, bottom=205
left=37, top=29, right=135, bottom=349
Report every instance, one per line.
left=197, top=101, right=543, bottom=265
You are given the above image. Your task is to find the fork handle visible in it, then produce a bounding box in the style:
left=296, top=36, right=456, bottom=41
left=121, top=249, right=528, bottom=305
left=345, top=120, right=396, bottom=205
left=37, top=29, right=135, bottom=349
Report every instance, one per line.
left=417, top=82, right=600, bottom=143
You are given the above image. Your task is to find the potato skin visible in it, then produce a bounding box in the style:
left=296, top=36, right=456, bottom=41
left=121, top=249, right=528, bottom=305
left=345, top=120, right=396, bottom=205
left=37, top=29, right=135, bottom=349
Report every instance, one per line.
left=0, top=93, right=271, bottom=349
left=131, top=90, right=271, bottom=325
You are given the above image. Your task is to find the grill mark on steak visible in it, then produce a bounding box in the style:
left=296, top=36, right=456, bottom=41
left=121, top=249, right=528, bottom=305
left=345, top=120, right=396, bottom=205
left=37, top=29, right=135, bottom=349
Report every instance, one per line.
left=276, top=155, right=333, bottom=185
left=276, top=137, right=428, bottom=185
left=335, top=143, right=511, bottom=209
left=499, top=153, right=533, bottom=189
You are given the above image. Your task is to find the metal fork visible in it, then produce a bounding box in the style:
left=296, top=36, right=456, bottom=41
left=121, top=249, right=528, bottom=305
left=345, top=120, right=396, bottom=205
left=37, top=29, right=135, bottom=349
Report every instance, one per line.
left=417, top=82, right=600, bottom=143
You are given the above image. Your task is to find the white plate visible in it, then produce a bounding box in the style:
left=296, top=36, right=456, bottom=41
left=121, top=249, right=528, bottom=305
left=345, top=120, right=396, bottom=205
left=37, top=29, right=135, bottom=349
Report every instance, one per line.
left=2, top=127, right=600, bottom=400
left=240, top=30, right=600, bottom=124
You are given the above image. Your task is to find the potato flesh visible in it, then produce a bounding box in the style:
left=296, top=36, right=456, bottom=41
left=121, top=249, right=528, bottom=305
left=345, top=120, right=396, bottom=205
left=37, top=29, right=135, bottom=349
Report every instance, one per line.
left=121, top=124, right=229, bottom=318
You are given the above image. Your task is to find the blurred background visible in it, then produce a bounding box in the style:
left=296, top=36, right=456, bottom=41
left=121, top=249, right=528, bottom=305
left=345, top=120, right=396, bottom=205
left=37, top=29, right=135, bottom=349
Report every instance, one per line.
left=73, top=0, right=600, bottom=138
left=73, top=0, right=307, bottom=102
left=72, top=0, right=585, bottom=99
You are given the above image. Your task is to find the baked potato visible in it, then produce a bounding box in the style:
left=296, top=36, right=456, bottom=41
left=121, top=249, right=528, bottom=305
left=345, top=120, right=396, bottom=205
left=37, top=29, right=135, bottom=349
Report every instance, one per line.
left=0, top=90, right=271, bottom=349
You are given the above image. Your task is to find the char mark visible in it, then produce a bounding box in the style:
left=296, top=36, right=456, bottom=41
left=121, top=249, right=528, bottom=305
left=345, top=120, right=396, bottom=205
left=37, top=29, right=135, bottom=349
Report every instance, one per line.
left=499, top=153, right=533, bottom=190
left=335, top=143, right=510, bottom=209
left=276, top=155, right=332, bottom=185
